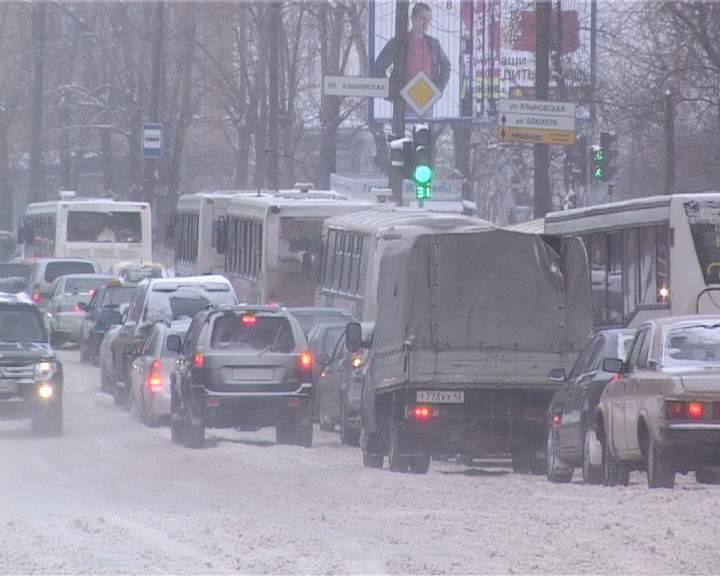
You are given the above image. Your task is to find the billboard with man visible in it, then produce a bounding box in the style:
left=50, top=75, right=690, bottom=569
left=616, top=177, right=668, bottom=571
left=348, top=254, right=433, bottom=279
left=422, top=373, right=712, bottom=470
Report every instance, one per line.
left=370, top=1, right=475, bottom=122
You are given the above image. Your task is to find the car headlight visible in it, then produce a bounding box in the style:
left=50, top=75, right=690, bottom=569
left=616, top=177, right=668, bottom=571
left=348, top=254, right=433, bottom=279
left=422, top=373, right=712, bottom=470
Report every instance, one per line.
left=34, top=361, right=57, bottom=380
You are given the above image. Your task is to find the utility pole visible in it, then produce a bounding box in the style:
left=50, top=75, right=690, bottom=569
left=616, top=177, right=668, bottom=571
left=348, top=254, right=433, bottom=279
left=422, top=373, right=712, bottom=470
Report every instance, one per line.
left=29, top=2, right=46, bottom=203
left=390, top=0, right=409, bottom=206
left=267, top=1, right=281, bottom=192
left=143, top=1, right=164, bottom=204
left=533, top=0, right=552, bottom=217
left=664, top=89, right=675, bottom=195
left=588, top=0, right=597, bottom=205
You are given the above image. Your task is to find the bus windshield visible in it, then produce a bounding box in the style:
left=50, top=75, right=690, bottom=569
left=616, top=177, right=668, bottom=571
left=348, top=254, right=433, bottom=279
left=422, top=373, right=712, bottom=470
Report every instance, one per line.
left=67, top=211, right=142, bottom=243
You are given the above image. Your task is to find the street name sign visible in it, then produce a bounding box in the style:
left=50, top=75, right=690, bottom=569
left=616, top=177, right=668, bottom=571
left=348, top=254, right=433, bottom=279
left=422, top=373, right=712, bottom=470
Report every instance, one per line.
left=323, top=76, right=389, bottom=98
left=497, top=99, right=576, bottom=145
left=142, top=123, right=163, bottom=158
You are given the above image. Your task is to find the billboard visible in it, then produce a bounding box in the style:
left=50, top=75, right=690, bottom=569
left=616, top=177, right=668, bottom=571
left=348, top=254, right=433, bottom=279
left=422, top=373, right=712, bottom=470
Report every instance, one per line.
left=369, top=1, right=475, bottom=122
left=474, top=0, right=592, bottom=118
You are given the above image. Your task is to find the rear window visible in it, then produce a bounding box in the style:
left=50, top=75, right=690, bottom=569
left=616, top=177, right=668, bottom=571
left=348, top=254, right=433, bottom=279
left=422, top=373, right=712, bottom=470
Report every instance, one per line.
left=294, top=312, right=354, bottom=335
left=66, top=211, right=142, bottom=243
left=210, top=314, right=295, bottom=353
left=0, top=264, right=31, bottom=280
left=145, top=285, right=236, bottom=323
left=0, top=305, right=45, bottom=342
left=64, top=277, right=108, bottom=294
left=100, top=286, right=136, bottom=307
left=45, top=262, right=95, bottom=283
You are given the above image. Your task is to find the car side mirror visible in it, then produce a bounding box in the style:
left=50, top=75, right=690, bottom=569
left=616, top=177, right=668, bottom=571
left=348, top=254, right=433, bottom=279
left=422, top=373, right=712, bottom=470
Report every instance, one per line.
left=548, top=368, right=566, bottom=382
left=316, top=352, right=331, bottom=366
left=166, top=334, right=182, bottom=353
left=603, top=357, right=624, bottom=374
left=345, top=322, right=363, bottom=353
left=98, top=309, right=123, bottom=326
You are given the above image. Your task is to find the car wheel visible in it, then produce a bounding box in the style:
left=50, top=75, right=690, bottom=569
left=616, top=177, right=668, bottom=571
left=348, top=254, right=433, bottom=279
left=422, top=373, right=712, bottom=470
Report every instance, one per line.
left=340, top=400, right=360, bottom=446
left=582, top=423, right=602, bottom=484
left=183, top=408, right=205, bottom=449
left=32, top=399, right=63, bottom=437
left=695, top=467, right=720, bottom=484
left=360, top=428, right=383, bottom=469
left=170, top=388, right=184, bottom=445
left=602, top=436, right=629, bottom=487
left=546, top=428, right=573, bottom=483
left=141, top=392, right=158, bottom=428
left=80, top=339, right=89, bottom=363
left=647, top=436, right=675, bottom=489
left=388, top=419, right=408, bottom=473
left=112, top=384, right=128, bottom=409
left=275, top=421, right=294, bottom=445
left=408, top=454, right=431, bottom=474
left=128, top=383, right=139, bottom=419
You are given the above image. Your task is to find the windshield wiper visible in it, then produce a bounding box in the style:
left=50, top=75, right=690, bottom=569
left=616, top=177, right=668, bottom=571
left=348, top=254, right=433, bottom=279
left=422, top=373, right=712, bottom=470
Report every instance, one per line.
left=257, top=326, right=283, bottom=357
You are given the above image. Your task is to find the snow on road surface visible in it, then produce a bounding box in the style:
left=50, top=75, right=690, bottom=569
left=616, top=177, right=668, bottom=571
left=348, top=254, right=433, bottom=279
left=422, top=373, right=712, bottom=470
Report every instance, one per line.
left=1, top=350, right=719, bottom=574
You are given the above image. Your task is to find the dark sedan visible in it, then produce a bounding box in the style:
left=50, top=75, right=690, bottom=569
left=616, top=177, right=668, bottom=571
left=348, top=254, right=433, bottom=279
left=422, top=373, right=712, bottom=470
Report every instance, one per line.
left=546, top=328, right=634, bottom=484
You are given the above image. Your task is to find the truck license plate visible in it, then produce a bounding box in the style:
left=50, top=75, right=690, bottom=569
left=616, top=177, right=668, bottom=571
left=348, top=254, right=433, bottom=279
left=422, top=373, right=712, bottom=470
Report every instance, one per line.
left=416, top=390, right=464, bottom=403
left=0, top=381, right=17, bottom=394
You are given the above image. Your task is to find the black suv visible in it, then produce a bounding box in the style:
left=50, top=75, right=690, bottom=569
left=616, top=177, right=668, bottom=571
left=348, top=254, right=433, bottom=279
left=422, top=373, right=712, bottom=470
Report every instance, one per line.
left=0, top=294, right=63, bottom=435
left=169, top=306, right=314, bottom=449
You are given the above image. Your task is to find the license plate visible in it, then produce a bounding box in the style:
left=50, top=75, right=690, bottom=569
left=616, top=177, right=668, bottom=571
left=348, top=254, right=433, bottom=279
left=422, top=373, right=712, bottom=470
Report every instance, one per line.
left=0, top=381, right=17, bottom=394
left=234, top=368, right=273, bottom=381
left=416, top=390, right=464, bottom=403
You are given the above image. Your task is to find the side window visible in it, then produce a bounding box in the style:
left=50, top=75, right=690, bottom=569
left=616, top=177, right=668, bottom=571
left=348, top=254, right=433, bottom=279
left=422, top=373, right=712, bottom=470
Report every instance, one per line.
left=142, top=330, right=158, bottom=355
left=330, top=334, right=346, bottom=363
left=569, top=339, right=596, bottom=379
left=585, top=337, right=606, bottom=373
left=128, top=286, right=148, bottom=323
left=625, top=329, right=648, bottom=372
left=183, top=316, right=205, bottom=354
left=637, top=328, right=653, bottom=369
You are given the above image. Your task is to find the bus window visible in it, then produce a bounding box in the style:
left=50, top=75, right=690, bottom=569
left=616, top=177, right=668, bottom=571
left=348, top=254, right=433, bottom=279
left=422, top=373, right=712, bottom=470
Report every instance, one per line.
left=623, top=228, right=639, bottom=323
left=656, top=225, right=670, bottom=303
left=638, top=227, right=657, bottom=305
left=587, top=233, right=608, bottom=326
left=608, top=232, right=623, bottom=324
left=66, top=211, right=142, bottom=243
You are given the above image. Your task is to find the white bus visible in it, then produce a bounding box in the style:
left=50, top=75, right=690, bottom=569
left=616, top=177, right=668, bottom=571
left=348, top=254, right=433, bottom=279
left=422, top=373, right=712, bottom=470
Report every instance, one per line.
left=223, top=190, right=371, bottom=306
left=173, top=191, right=242, bottom=276
left=20, top=196, right=152, bottom=272
left=537, top=193, right=720, bottom=328
left=317, top=207, right=494, bottom=320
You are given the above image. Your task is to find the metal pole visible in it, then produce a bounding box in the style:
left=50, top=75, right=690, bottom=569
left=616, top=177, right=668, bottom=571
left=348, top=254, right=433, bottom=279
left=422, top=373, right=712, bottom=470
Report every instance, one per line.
left=665, top=89, right=675, bottom=195
left=390, top=0, right=409, bottom=206
left=587, top=0, right=597, bottom=205
left=143, top=1, right=164, bottom=204
left=533, top=0, right=552, bottom=218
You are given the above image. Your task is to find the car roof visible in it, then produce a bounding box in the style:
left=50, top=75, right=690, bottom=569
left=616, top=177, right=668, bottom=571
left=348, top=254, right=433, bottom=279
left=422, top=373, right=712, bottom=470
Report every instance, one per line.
left=33, top=258, right=98, bottom=265
left=140, top=274, right=230, bottom=288
left=288, top=307, right=355, bottom=315
left=641, top=315, right=720, bottom=328
left=57, top=273, right=112, bottom=280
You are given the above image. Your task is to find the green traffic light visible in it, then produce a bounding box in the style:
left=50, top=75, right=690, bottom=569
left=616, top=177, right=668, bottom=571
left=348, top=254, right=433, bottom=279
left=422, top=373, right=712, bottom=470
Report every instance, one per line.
left=414, top=164, right=433, bottom=185
left=593, top=149, right=605, bottom=162
left=593, top=166, right=605, bottom=180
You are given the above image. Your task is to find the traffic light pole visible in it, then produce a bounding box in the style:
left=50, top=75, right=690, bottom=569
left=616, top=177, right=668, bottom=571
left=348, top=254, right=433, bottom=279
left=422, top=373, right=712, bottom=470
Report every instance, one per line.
left=533, top=0, right=552, bottom=218
left=390, top=0, right=409, bottom=206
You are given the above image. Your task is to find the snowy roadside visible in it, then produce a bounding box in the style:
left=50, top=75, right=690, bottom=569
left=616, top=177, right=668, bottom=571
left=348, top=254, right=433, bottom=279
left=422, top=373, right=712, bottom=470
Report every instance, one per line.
left=0, top=350, right=718, bottom=575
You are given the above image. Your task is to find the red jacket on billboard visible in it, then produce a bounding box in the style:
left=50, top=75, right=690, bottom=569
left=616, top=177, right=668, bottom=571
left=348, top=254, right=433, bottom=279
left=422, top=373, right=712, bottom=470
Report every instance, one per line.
left=512, top=10, right=580, bottom=53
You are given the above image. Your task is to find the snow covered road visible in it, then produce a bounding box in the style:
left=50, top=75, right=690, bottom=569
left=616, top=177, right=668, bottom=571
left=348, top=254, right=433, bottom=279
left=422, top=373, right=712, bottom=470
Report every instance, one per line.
left=1, top=350, right=719, bottom=574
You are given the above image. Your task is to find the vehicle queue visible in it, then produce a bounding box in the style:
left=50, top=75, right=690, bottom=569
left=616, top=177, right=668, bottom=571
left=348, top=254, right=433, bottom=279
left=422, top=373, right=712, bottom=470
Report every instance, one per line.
left=0, top=190, right=719, bottom=490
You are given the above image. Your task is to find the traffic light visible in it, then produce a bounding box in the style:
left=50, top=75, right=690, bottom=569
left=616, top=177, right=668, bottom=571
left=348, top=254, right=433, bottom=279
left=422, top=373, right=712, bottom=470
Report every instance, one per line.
left=600, top=131, right=619, bottom=182
left=389, top=135, right=413, bottom=180
left=412, top=123, right=432, bottom=200
left=591, top=143, right=605, bottom=181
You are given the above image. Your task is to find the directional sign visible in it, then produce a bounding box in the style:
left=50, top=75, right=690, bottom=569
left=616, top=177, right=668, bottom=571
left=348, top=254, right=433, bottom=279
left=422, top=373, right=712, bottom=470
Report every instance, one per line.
left=323, top=76, right=389, bottom=98
left=400, top=71, right=441, bottom=117
left=497, top=99, right=576, bottom=145
left=142, top=123, right=163, bottom=159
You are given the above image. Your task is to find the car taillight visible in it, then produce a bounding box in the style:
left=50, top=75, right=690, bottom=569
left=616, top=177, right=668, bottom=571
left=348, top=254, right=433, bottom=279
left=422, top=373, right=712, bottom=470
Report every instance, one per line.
left=409, top=405, right=433, bottom=420
left=147, top=359, right=163, bottom=390
left=666, top=400, right=707, bottom=420
left=299, top=351, right=313, bottom=371
left=688, top=401, right=704, bottom=419
left=193, top=353, right=205, bottom=367
left=32, top=287, right=41, bottom=303
left=241, top=314, right=257, bottom=325
left=553, top=413, right=562, bottom=426
left=74, top=304, right=83, bottom=312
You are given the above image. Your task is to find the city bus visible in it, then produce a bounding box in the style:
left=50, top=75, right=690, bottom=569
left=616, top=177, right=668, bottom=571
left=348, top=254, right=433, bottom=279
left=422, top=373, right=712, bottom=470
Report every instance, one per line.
left=20, top=195, right=152, bottom=272
left=223, top=190, right=371, bottom=306
left=173, top=191, right=242, bottom=276
left=317, top=207, right=494, bottom=320
left=535, top=193, right=720, bottom=327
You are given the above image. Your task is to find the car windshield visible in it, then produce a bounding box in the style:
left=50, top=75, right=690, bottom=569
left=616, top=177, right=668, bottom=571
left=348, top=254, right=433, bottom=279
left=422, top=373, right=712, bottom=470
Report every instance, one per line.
left=0, top=305, right=45, bottom=342
left=210, top=314, right=295, bottom=352
left=664, top=324, right=720, bottom=366
left=64, top=278, right=107, bottom=294
left=66, top=211, right=142, bottom=243
left=145, top=285, right=235, bottom=323
left=100, top=286, right=136, bottom=307
left=44, top=262, right=96, bottom=283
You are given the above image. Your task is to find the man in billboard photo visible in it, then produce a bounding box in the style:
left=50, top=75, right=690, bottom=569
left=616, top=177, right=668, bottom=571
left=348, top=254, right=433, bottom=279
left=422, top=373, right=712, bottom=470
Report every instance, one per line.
left=374, top=2, right=451, bottom=115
